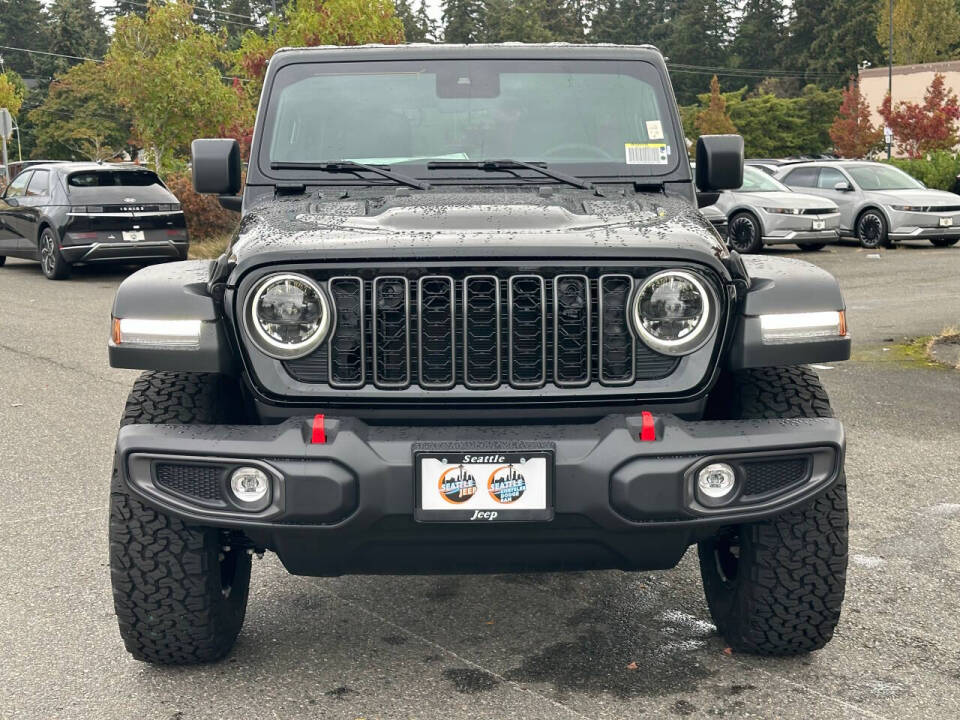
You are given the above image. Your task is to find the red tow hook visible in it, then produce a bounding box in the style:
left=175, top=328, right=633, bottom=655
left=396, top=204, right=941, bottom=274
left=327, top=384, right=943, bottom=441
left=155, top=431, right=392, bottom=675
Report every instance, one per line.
left=310, top=414, right=327, bottom=444
left=639, top=411, right=657, bottom=441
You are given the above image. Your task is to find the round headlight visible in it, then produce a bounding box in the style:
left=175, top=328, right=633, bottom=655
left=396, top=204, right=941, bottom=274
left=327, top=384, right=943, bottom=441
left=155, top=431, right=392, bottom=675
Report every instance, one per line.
left=247, top=273, right=332, bottom=359
left=632, top=270, right=716, bottom=356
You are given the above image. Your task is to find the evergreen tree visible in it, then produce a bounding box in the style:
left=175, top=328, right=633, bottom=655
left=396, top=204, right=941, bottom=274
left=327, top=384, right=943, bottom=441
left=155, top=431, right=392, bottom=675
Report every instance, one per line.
left=666, top=0, right=733, bottom=104
left=396, top=0, right=437, bottom=42
left=695, top=75, right=737, bottom=135
left=802, top=0, right=883, bottom=82
left=0, top=0, right=48, bottom=77
left=731, top=0, right=784, bottom=72
left=442, top=0, right=483, bottom=42
left=46, top=0, right=109, bottom=75
left=590, top=0, right=670, bottom=48
left=878, top=0, right=960, bottom=65
left=780, top=0, right=829, bottom=82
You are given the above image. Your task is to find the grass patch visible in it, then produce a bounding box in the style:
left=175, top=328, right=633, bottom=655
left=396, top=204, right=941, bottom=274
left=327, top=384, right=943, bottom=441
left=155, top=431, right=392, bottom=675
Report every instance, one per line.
left=189, top=234, right=232, bottom=260
left=851, top=332, right=958, bottom=370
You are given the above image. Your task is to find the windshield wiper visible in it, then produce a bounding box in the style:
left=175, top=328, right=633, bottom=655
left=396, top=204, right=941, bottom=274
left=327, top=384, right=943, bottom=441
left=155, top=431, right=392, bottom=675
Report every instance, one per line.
left=270, top=160, right=430, bottom=190
left=427, top=159, right=595, bottom=190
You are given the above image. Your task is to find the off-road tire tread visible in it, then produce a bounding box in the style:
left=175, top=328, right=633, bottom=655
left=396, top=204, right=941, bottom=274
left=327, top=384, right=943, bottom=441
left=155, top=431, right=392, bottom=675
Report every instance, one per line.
left=699, top=366, right=848, bottom=655
left=110, top=371, right=250, bottom=665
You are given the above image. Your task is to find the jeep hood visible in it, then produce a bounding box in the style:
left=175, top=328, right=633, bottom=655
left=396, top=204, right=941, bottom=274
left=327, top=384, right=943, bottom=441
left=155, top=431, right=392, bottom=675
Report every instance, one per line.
left=226, top=188, right=731, bottom=281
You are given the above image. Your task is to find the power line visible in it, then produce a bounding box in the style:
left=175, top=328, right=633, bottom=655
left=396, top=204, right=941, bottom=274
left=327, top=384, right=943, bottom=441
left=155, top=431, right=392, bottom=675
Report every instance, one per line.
left=668, top=62, right=848, bottom=79
left=0, top=44, right=251, bottom=83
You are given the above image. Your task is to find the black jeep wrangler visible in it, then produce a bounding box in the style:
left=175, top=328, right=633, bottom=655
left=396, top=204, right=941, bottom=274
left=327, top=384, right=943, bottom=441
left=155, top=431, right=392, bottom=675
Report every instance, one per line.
left=107, top=44, right=851, bottom=665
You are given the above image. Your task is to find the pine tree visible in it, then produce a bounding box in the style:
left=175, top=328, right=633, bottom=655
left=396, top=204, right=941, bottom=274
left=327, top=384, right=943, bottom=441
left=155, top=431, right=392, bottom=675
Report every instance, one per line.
left=46, top=0, right=108, bottom=75
left=590, top=0, right=670, bottom=48
left=802, top=0, right=883, bottom=82
left=396, top=0, right=438, bottom=41
left=666, top=0, right=733, bottom=104
left=0, top=0, right=48, bottom=77
left=442, top=0, right=483, bottom=42
left=731, top=0, right=784, bottom=72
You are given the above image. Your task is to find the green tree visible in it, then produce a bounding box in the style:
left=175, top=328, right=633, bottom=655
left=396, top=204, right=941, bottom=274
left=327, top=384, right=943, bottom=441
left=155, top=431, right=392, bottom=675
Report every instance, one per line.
left=666, top=0, right=733, bottom=104
left=695, top=75, right=737, bottom=136
left=395, top=0, right=437, bottom=41
left=28, top=61, right=132, bottom=160
left=590, top=0, right=670, bottom=47
left=236, top=0, right=403, bottom=103
left=877, top=0, right=960, bottom=65
left=442, top=0, right=483, bottom=42
left=0, top=72, right=25, bottom=118
left=731, top=0, right=784, bottom=73
left=46, top=0, right=108, bottom=75
left=0, top=0, right=48, bottom=77
left=782, top=0, right=883, bottom=86
left=106, top=1, right=243, bottom=171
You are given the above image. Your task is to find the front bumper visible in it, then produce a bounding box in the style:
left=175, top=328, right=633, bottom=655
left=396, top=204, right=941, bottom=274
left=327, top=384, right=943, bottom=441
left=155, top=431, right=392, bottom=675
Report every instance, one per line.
left=761, top=212, right=841, bottom=244
left=888, top=225, right=960, bottom=241
left=116, top=413, right=844, bottom=575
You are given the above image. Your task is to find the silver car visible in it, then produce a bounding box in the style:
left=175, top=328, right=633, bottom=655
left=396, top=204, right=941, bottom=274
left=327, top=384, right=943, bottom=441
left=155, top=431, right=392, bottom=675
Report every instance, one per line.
left=776, top=161, right=960, bottom=249
left=705, top=165, right=841, bottom=253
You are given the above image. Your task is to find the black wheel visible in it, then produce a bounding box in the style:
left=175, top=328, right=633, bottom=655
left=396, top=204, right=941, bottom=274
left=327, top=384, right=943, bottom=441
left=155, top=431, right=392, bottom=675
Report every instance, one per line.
left=727, top=212, right=764, bottom=254
left=39, top=227, right=71, bottom=279
left=855, top=210, right=888, bottom=249
left=698, top=367, right=848, bottom=655
left=0, top=255, right=5, bottom=266
left=797, top=242, right=825, bottom=251
left=930, top=238, right=958, bottom=247
left=110, top=371, right=251, bottom=665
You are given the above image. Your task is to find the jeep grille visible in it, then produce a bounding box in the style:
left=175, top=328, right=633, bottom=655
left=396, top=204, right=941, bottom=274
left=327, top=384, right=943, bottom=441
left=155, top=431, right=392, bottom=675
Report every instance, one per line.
left=282, top=271, right=682, bottom=391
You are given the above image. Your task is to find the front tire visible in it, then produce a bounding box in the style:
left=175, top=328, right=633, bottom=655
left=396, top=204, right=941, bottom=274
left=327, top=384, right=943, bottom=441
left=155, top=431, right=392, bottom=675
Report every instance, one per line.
left=109, top=371, right=251, bottom=664
left=0, top=255, right=6, bottom=266
left=727, top=212, right=764, bottom=254
left=39, top=227, right=71, bottom=280
left=856, top=210, right=889, bottom=249
left=698, top=367, right=848, bottom=655
left=930, top=237, right=958, bottom=247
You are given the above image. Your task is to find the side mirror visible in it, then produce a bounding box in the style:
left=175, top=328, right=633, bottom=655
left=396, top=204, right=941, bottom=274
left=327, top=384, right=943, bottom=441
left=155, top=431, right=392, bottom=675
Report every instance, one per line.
left=191, top=138, right=242, bottom=195
left=833, top=181, right=853, bottom=192
left=695, top=135, right=744, bottom=192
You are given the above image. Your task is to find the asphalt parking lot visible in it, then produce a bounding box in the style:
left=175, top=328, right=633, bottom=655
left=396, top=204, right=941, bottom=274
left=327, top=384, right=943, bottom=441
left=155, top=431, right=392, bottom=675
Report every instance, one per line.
left=2, top=241, right=959, bottom=720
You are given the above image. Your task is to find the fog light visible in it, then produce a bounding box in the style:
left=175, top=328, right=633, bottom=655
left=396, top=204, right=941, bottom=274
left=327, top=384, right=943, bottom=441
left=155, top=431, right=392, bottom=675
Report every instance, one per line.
left=697, top=463, right=736, bottom=500
left=230, top=466, right=270, bottom=507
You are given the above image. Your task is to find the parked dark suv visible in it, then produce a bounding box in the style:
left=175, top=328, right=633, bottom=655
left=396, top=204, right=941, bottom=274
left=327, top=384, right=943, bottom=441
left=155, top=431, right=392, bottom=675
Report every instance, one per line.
left=0, top=162, right=188, bottom=279
left=107, top=44, right=851, bottom=665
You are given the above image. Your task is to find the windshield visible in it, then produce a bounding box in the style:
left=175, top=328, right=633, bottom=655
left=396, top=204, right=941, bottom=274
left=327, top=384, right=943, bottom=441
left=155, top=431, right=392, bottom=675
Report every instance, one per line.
left=847, top=165, right=923, bottom=191
left=263, top=59, right=679, bottom=179
left=739, top=166, right=789, bottom=192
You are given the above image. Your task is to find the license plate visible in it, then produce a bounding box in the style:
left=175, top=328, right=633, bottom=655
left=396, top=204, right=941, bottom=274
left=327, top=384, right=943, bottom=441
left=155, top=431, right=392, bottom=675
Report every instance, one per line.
left=415, top=451, right=553, bottom=522
left=812, top=219, right=826, bottom=230
left=122, top=230, right=145, bottom=242
left=940, top=217, right=953, bottom=227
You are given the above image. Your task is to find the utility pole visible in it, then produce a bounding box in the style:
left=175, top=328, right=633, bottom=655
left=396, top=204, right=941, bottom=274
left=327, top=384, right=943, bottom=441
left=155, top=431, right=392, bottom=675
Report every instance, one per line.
left=887, top=0, right=893, bottom=160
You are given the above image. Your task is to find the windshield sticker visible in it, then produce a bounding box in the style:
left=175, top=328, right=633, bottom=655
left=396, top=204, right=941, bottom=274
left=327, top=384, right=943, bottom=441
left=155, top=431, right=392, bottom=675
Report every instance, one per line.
left=646, top=120, right=665, bottom=140
left=625, top=143, right=669, bottom=165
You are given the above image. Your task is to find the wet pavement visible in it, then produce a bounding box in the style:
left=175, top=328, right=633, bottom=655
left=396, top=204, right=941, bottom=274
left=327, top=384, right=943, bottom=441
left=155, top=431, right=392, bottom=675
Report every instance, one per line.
left=1, top=241, right=959, bottom=719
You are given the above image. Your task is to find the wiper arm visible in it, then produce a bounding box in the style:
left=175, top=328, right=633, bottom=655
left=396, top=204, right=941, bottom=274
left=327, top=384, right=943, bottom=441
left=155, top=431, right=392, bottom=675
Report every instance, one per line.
left=270, top=160, right=430, bottom=190
left=427, top=159, right=594, bottom=190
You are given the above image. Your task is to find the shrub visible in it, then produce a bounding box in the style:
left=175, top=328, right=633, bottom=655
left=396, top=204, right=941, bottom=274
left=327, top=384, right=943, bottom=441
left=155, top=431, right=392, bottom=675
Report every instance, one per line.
left=164, top=171, right=239, bottom=242
left=883, top=151, right=960, bottom=191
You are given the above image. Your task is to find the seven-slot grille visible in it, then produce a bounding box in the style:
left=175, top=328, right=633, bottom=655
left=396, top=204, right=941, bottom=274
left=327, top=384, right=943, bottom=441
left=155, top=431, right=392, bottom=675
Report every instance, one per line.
left=284, top=271, right=683, bottom=391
